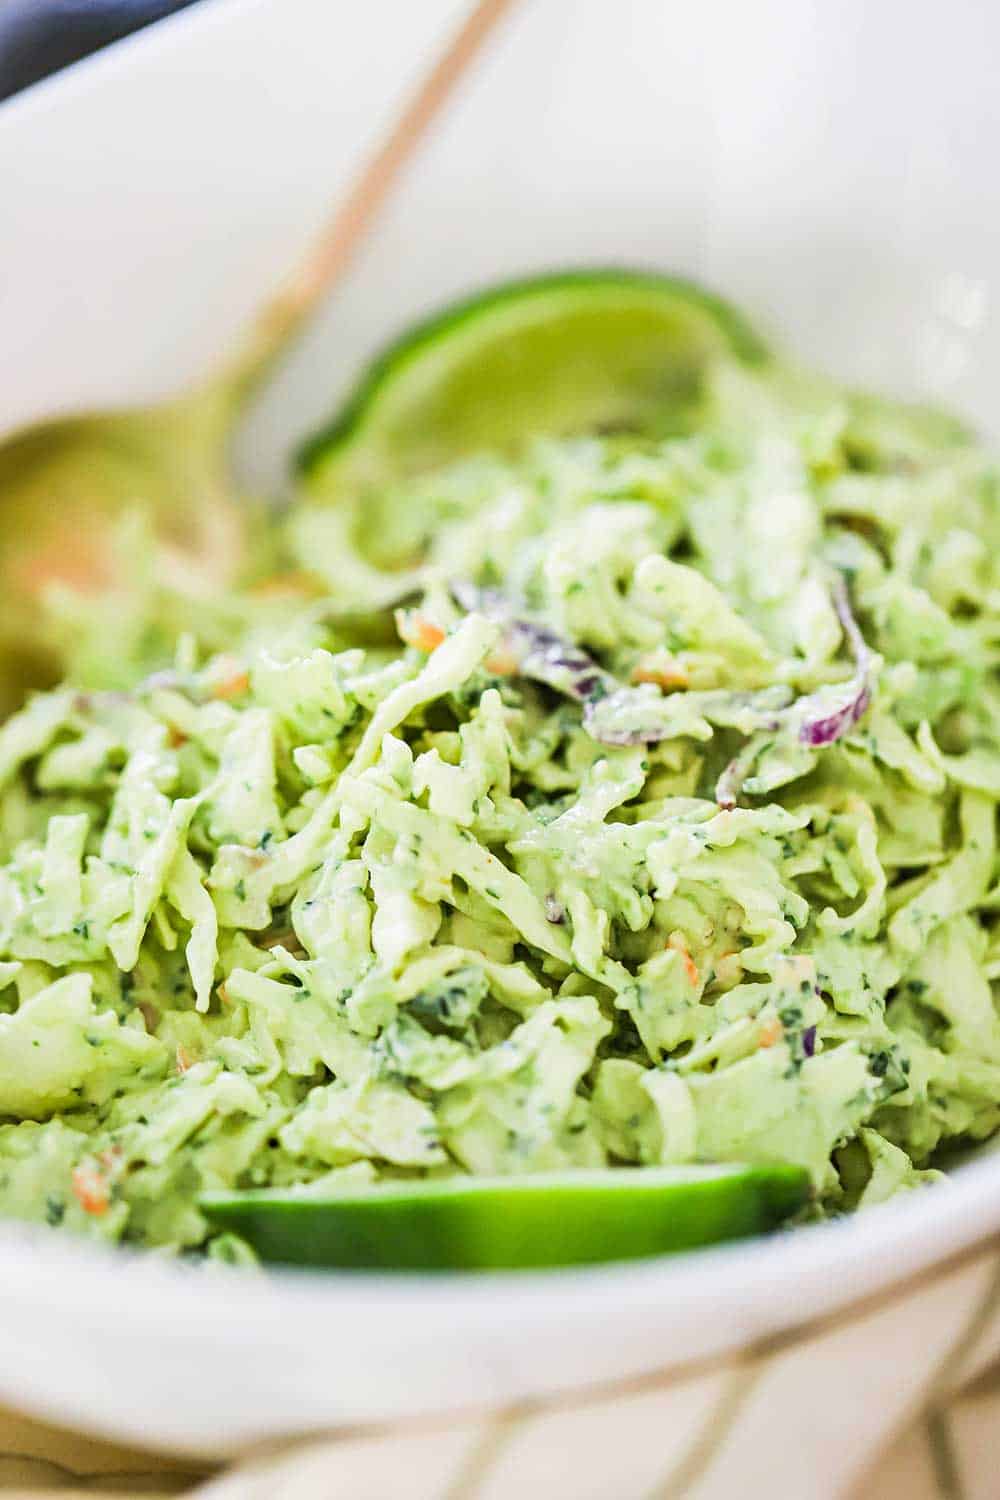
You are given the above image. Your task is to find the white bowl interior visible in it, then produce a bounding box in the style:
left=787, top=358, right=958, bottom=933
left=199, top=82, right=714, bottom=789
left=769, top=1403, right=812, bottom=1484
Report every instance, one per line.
left=1, top=0, right=1000, bottom=1459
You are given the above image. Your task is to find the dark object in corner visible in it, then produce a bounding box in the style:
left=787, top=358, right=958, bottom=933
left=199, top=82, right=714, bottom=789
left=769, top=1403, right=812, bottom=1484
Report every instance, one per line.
left=0, top=0, right=200, bottom=103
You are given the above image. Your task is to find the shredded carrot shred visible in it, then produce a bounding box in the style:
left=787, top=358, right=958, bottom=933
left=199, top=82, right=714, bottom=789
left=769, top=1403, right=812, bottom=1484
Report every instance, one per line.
left=211, top=670, right=250, bottom=701
left=758, top=1017, right=784, bottom=1049
left=395, top=611, right=446, bottom=653
left=667, top=931, right=700, bottom=987
left=485, top=645, right=519, bottom=676
left=71, top=1163, right=110, bottom=1216
left=630, top=659, right=689, bottom=690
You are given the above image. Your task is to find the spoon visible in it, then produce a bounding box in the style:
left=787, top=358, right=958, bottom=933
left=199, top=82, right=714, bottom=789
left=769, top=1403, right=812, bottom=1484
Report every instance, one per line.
left=0, top=0, right=517, bottom=713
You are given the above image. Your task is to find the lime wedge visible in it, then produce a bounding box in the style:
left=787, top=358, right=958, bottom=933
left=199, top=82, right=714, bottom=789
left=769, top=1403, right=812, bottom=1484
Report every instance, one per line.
left=297, top=269, right=767, bottom=496
left=200, top=1164, right=809, bottom=1272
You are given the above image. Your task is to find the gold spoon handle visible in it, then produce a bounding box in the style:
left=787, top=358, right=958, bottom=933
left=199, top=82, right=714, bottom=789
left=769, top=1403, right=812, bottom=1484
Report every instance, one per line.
left=225, top=0, right=520, bottom=402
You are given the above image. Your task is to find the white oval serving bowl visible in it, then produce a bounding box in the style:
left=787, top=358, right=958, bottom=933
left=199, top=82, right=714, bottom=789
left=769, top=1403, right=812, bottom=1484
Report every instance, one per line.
left=2, top=2, right=1000, bottom=1494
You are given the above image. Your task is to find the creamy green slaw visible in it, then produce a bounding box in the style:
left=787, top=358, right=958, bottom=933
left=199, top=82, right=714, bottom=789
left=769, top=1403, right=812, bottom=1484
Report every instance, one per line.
left=2, top=348, right=1000, bottom=1258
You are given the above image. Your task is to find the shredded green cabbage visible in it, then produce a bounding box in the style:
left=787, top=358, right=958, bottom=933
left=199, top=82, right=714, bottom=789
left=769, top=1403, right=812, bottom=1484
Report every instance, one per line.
left=2, top=355, right=999, bottom=1252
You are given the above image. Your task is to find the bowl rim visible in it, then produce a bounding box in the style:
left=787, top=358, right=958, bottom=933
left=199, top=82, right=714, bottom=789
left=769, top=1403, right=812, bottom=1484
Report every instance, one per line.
left=0, top=1150, right=997, bottom=1366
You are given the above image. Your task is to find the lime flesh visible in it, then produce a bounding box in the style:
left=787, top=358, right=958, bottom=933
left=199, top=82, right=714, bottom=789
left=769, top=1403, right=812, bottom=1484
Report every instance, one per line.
left=297, top=269, right=767, bottom=497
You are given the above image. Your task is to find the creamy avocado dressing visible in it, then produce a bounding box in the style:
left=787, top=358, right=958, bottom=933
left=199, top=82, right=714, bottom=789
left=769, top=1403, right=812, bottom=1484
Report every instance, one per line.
left=1, top=317, right=999, bottom=1260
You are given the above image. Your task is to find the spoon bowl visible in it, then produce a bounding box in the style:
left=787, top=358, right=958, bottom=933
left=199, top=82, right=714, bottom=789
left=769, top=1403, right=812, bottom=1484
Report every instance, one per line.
left=0, top=382, right=245, bottom=711
left=0, top=0, right=517, bottom=713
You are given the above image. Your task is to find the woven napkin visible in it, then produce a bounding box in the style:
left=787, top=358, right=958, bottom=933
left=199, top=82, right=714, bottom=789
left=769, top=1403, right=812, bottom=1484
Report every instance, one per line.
left=0, top=1387, right=994, bottom=1500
